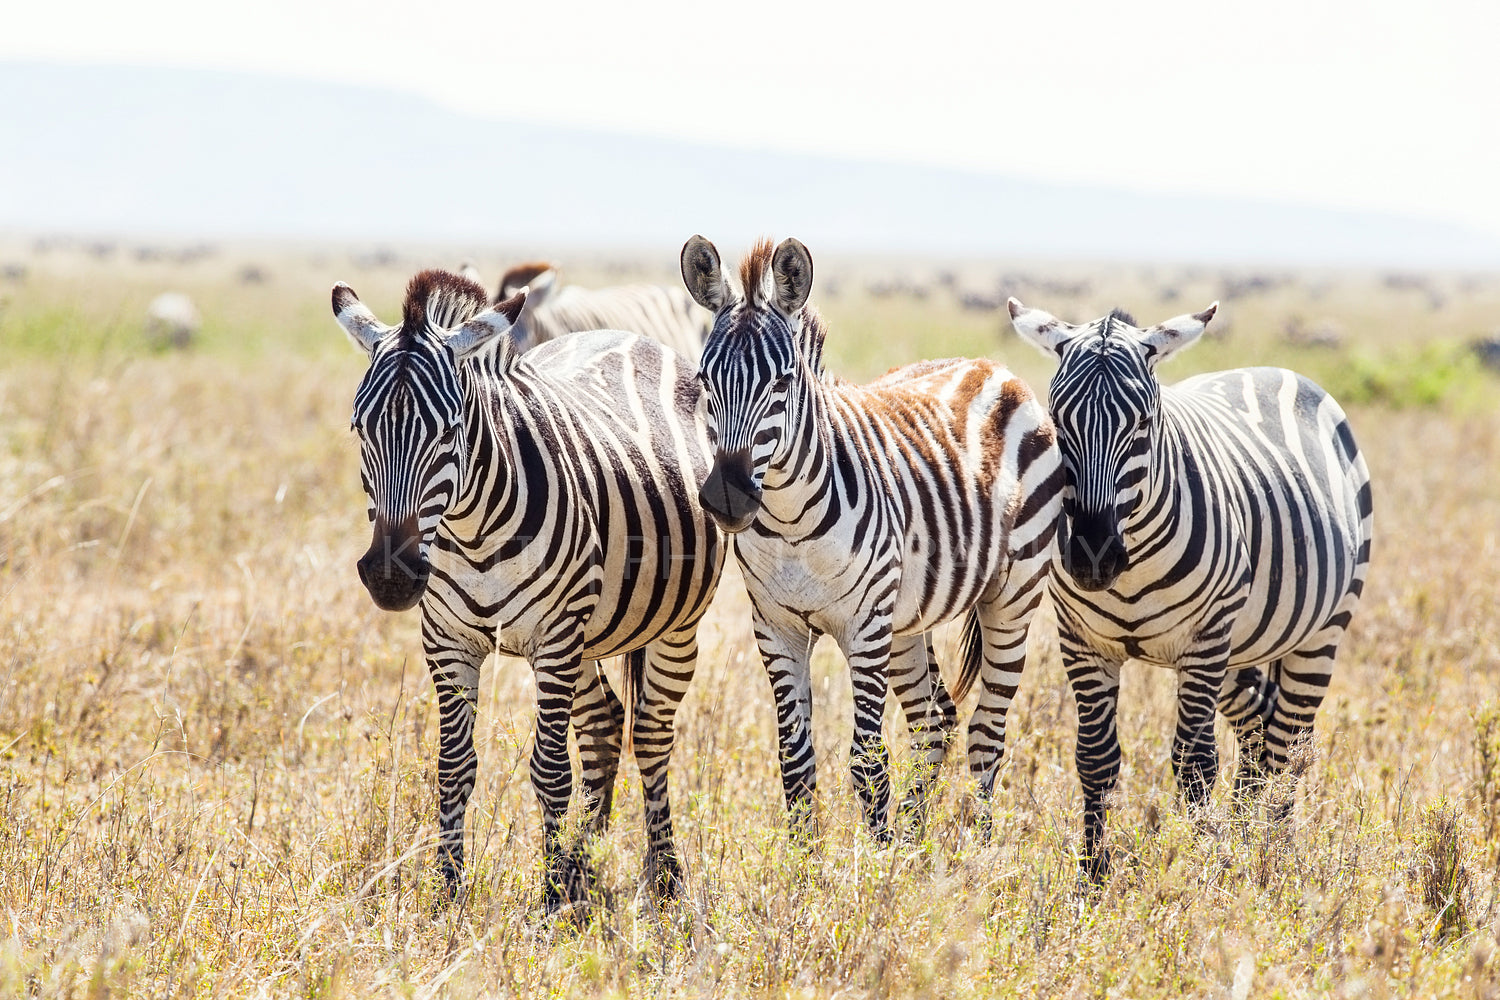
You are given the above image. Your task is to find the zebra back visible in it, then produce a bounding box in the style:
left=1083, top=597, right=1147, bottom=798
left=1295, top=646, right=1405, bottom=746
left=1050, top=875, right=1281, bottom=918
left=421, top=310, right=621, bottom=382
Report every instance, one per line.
left=494, top=262, right=709, bottom=360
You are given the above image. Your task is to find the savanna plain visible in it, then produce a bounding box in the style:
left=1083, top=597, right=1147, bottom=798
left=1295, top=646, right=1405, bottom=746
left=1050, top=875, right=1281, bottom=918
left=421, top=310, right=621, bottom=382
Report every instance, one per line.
left=1, top=240, right=1499, bottom=998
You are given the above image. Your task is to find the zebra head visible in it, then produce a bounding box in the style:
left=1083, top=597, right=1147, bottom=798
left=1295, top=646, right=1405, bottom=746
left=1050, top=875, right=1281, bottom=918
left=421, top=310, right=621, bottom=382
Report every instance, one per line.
left=1008, top=297, right=1218, bottom=591
left=333, top=270, right=527, bottom=611
left=682, top=235, right=816, bottom=533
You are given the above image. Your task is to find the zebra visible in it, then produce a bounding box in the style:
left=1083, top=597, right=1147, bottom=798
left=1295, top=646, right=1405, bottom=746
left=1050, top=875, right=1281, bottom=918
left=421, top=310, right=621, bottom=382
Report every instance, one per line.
left=1006, top=298, right=1373, bottom=881
left=491, top=261, right=710, bottom=360
left=682, top=236, right=1063, bottom=839
left=332, top=269, right=724, bottom=912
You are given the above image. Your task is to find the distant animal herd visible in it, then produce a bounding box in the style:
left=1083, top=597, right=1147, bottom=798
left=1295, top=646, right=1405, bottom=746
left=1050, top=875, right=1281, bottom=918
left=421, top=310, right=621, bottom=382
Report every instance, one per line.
left=328, top=236, right=1373, bottom=914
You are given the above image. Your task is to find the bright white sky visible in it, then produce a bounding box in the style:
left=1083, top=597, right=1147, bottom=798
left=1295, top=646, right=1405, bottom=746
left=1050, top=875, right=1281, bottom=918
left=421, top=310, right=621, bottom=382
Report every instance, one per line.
left=7, top=0, right=1500, bottom=239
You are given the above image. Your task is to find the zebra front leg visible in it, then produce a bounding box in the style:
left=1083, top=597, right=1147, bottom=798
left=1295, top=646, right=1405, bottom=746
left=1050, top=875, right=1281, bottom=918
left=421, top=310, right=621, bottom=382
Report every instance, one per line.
left=631, top=628, right=698, bottom=900
left=422, top=613, right=487, bottom=899
left=964, top=549, right=1049, bottom=836
left=572, top=658, right=625, bottom=835
left=1218, top=664, right=1279, bottom=800
left=753, top=604, right=818, bottom=838
left=839, top=617, right=895, bottom=843
left=1063, top=639, right=1124, bottom=883
left=889, top=631, right=957, bottom=831
left=1172, top=655, right=1229, bottom=811
left=529, top=630, right=590, bottom=916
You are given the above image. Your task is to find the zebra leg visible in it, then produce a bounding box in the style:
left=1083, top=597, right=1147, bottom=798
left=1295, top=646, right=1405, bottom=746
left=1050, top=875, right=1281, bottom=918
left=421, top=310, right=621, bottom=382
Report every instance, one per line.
left=571, top=658, right=625, bottom=836
left=421, top=611, right=488, bottom=898
left=529, top=630, right=590, bottom=916
left=1172, top=656, right=1229, bottom=810
left=632, top=628, right=698, bottom=900
left=1263, top=628, right=1345, bottom=822
left=752, top=603, right=819, bottom=838
left=889, top=631, right=957, bottom=830
left=838, top=618, right=895, bottom=843
left=965, top=547, right=1050, bottom=835
left=1217, top=664, right=1279, bottom=799
left=1063, top=640, right=1124, bottom=882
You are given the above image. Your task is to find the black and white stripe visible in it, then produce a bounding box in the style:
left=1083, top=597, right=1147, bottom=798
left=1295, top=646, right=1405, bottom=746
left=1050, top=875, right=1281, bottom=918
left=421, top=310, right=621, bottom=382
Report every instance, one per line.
left=683, top=236, right=1063, bottom=838
left=1009, top=299, right=1374, bottom=880
left=334, top=270, right=724, bottom=912
left=494, top=262, right=709, bottom=360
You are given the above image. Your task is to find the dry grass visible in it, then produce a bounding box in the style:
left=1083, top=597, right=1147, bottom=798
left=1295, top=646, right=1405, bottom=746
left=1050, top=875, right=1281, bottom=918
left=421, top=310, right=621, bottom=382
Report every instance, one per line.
left=1, top=244, right=1499, bottom=996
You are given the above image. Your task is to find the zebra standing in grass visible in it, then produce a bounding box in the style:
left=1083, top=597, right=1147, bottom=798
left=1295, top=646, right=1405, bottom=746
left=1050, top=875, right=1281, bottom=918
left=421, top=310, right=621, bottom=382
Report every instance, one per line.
left=491, top=261, right=709, bottom=360
left=1007, top=298, right=1373, bottom=880
left=683, top=236, right=1063, bottom=837
left=333, top=269, right=724, bottom=912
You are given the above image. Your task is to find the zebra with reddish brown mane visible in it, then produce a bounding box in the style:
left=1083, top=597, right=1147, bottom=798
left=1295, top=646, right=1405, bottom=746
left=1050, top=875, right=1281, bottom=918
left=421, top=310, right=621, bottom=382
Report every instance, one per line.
left=683, top=236, right=1063, bottom=837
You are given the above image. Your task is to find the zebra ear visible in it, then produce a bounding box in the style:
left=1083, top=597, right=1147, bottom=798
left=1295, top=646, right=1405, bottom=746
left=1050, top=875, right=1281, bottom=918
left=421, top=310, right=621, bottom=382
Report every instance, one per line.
left=519, top=266, right=558, bottom=311
left=1007, top=298, right=1078, bottom=359
left=681, top=236, right=731, bottom=311
left=771, top=238, right=814, bottom=313
left=1139, top=302, right=1218, bottom=365
left=332, top=282, right=393, bottom=355
left=447, top=288, right=526, bottom=361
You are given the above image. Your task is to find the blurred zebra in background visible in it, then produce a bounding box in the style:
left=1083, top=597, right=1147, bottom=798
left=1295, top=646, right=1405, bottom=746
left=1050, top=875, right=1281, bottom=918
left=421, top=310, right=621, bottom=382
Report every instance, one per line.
left=683, top=236, right=1063, bottom=839
left=468, top=260, right=709, bottom=360
left=1007, top=298, right=1373, bottom=881
left=333, top=269, right=724, bottom=912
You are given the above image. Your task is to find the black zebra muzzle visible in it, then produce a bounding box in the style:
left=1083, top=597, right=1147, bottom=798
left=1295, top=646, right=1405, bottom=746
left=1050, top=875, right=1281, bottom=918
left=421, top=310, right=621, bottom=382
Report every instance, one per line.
left=699, top=449, right=762, bottom=533
left=1060, top=508, right=1129, bottom=592
left=357, top=514, right=431, bottom=611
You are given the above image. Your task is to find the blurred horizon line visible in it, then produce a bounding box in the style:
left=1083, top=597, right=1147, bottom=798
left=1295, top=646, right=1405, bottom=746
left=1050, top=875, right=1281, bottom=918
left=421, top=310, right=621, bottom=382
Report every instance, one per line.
left=3, top=61, right=1500, bottom=272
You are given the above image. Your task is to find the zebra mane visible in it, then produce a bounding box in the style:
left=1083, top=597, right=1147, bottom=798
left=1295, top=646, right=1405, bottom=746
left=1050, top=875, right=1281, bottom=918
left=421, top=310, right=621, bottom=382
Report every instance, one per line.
left=401, top=269, right=490, bottom=339
left=1096, top=308, right=1138, bottom=356
left=739, top=237, right=776, bottom=306
left=798, top=306, right=831, bottom=379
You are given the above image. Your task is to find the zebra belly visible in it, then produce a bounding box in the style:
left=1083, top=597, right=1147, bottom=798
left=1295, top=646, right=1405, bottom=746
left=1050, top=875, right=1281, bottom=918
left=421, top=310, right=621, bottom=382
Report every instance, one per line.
left=736, top=531, right=887, bottom=639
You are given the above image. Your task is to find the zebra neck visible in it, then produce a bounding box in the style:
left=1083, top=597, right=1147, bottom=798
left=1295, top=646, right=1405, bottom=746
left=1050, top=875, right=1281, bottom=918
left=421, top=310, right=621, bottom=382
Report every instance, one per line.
left=757, top=381, right=839, bottom=537
left=1128, top=404, right=1192, bottom=539
left=443, top=364, right=519, bottom=542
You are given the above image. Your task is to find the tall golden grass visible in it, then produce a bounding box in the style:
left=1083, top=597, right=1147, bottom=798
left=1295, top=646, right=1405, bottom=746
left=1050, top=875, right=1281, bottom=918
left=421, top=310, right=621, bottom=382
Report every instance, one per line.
left=0, top=247, right=1498, bottom=996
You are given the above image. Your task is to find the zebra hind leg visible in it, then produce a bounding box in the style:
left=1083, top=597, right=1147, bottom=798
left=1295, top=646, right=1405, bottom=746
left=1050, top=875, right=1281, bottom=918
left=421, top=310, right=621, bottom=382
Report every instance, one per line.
left=572, top=658, right=626, bottom=836
left=529, top=635, right=592, bottom=918
left=1217, top=664, right=1280, bottom=801
left=889, top=631, right=957, bottom=835
left=1264, top=633, right=1342, bottom=824
left=630, top=629, right=698, bottom=901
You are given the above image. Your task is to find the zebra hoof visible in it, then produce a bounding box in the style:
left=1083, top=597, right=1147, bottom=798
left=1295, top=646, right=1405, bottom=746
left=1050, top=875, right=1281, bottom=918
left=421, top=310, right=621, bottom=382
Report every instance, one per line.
left=1079, top=848, right=1111, bottom=887
left=646, top=850, right=683, bottom=901
left=542, top=850, right=597, bottom=919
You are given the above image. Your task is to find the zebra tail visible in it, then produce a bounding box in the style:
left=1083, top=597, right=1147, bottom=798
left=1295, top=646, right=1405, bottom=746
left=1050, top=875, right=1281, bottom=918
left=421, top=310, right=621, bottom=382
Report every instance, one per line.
left=953, top=607, right=985, bottom=704
left=623, top=648, right=647, bottom=755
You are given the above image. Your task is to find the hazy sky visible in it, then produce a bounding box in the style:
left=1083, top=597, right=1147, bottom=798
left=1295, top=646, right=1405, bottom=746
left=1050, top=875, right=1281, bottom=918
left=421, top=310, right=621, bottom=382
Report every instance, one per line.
left=7, top=0, right=1499, bottom=239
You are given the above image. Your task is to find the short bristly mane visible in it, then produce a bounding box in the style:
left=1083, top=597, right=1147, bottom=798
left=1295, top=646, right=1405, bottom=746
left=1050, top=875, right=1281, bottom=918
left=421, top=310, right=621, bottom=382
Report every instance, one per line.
left=1096, top=308, right=1137, bottom=355
left=799, top=305, right=831, bottom=380
left=402, top=269, right=490, bottom=337
left=738, top=238, right=776, bottom=305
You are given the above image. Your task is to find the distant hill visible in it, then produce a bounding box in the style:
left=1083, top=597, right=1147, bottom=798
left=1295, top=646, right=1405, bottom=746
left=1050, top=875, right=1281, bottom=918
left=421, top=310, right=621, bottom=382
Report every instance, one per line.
left=3, top=62, right=1498, bottom=268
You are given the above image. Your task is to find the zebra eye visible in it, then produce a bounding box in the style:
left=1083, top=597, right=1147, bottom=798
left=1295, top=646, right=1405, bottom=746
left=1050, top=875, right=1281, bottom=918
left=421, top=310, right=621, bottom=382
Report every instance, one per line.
left=771, top=372, right=793, bottom=393
left=440, top=425, right=459, bottom=446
